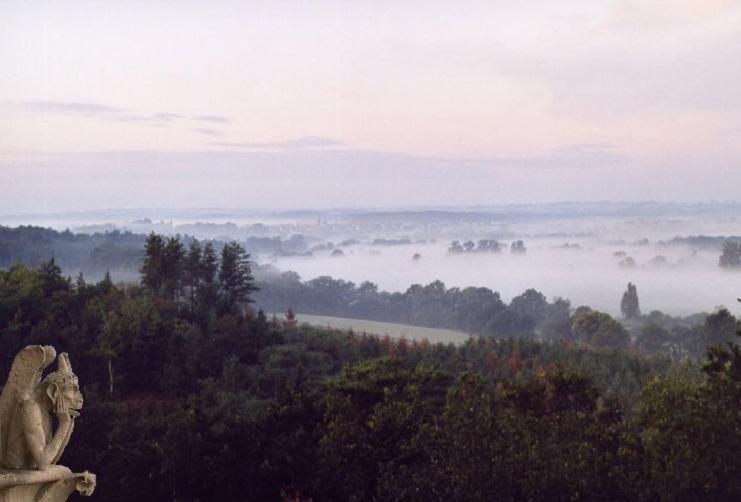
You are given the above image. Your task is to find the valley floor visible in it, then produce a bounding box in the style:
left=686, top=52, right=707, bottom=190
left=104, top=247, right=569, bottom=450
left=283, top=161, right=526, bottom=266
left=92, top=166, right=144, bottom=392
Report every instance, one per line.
left=290, top=313, right=472, bottom=345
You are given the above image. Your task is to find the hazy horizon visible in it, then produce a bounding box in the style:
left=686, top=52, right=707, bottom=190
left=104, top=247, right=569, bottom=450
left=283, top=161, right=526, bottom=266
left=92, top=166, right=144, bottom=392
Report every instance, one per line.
left=3, top=1, right=741, bottom=212
left=2, top=201, right=739, bottom=318
left=3, top=1, right=740, bottom=315
left=2, top=149, right=741, bottom=214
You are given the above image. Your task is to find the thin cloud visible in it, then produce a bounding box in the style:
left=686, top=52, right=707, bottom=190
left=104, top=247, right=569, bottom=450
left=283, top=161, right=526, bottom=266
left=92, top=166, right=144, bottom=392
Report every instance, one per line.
left=113, top=112, right=184, bottom=124
left=154, top=112, right=185, bottom=122
left=192, top=115, right=230, bottom=123
left=8, top=101, right=232, bottom=133
left=192, top=128, right=223, bottom=137
left=11, top=101, right=225, bottom=125
left=16, top=101, right=126, bottom=115
left=214, top=136, right=342, bottom=150
left=113, top=114, right=158, bottom=123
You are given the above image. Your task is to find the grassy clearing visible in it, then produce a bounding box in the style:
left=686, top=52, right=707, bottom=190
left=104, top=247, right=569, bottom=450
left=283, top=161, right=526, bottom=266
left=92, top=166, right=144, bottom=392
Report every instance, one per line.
left=292, top=313, right=472, bottom=345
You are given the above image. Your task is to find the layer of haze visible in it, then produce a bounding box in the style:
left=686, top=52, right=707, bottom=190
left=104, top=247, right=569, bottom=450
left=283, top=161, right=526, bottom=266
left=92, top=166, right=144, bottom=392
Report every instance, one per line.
left=257, top=209, right=741, bottom=316
left=2, top=1, right=741, bottom=212
left=275, top=242, right=735, bottom=317
left=5, top=204, right=739, bottom=317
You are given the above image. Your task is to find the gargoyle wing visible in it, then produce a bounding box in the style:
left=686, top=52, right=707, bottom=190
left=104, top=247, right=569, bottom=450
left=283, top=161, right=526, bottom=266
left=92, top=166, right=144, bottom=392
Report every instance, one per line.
left=0, top=345, right=56, bottom=465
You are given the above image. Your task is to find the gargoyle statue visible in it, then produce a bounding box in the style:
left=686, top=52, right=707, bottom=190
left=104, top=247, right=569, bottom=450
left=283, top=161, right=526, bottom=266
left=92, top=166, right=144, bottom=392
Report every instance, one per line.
left=0, top=346, right=96, bottom=501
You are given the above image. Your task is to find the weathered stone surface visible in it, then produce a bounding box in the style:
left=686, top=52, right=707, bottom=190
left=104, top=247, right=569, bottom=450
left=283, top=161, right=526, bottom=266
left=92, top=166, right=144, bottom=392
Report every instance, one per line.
left=0, top=346, right=96, bottom=501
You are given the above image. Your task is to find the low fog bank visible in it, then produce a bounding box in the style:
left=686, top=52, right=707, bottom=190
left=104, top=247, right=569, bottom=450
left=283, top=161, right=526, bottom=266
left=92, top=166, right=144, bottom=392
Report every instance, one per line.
left=269, top=239, right=737, bottom=317
left=2, top=201, right=740, bottom=316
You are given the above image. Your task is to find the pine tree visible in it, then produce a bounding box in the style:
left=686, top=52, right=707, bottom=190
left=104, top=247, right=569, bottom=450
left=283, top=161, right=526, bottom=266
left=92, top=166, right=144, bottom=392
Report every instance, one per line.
left=197, top=241, right=219, bottom=311
left=38, top=257, right=70, bottom=296
left=99, top=271, right=113, bottom=293
left=202, top=242, right=218, bottom=284
left=140, top=232, right=165, bottom=292
left=184, top=239, right=203, bottom=307
left=162, top=237, right=185, bottom=300
left=218, top=241, right=258, bottom=313
left=620, top=282, right=641, bottom=319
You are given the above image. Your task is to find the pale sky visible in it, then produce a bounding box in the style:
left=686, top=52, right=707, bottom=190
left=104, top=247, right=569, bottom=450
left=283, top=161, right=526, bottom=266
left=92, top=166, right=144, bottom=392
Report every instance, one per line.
left=2, top=0, right=741, bottom=212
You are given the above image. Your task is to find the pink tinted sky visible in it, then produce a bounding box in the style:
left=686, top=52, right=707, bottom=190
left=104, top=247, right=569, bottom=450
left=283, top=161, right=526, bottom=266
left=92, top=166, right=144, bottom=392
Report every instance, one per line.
left=1, top=1, right=740, bottom=212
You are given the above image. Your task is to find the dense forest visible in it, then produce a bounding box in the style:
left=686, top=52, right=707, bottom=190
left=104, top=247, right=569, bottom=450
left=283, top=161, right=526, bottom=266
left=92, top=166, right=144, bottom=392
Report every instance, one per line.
left=0, top=232, right=739, bottom=500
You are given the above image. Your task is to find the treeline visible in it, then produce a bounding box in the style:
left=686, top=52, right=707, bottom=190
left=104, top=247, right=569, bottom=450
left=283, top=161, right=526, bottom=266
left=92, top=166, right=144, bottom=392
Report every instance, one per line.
left=0, top=225, right=144, bottom=280
left=255, top=271, right=736, bottom=360
left=663, top=234, right=741, bottom=250
left=257, top=272, right=573, bottom=337
left=448, top=238, right=504, bottom=253
left=0, top=225, right=316, bottom=273
left=1, top=237, right=740, bottom=500
left=138, top=233, right=257, bottom=316
left=3, top=227, right=732, bottom=362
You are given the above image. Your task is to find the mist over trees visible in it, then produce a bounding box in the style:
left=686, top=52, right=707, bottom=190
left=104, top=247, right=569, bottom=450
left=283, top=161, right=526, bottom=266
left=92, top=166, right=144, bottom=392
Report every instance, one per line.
left=4, top=220, right=741, bottom=316
left=719, top=240, right=741, bottom=269
left=0, top=241, right=740, bottom=499
left=256, top=273, right=567, bottom=340
left=0, top=225, right=144, bottom=280
left=1, top=226, right=735, bottom=360
left=621, top=282, right=641, bottom=319
left=448, top=239, right=504, bottom=254
left=510, top=239, right=526, bottom=254
left=255, top=269, right=727, bottom=360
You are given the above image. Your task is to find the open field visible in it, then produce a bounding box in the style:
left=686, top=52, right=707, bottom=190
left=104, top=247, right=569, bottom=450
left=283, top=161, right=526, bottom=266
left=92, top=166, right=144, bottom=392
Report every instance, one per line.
left=293, top=313, right=472, bottom=345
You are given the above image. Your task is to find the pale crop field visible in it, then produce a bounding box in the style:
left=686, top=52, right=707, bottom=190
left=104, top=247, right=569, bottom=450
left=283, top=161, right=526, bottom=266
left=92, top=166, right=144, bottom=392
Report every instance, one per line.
left=293, top=313, right=472, bottom=345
